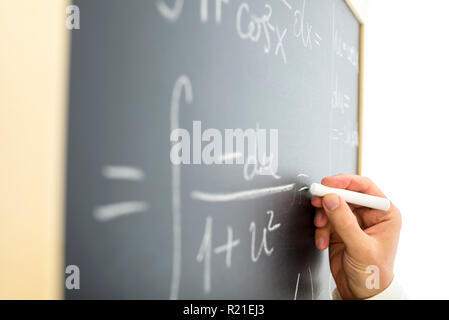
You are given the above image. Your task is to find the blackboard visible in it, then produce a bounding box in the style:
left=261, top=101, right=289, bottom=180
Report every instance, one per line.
left=65, top=0, right=362, bottom=299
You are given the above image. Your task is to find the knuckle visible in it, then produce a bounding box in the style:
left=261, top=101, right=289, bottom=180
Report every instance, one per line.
left=362, top=176, right=373, bottom=185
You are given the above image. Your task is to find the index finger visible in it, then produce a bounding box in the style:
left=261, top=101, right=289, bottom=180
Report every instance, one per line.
left=321, top=175, right=386, bottom=198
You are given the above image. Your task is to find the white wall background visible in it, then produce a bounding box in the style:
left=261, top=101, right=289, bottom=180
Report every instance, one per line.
left=364, top=0, right=449, bottom=299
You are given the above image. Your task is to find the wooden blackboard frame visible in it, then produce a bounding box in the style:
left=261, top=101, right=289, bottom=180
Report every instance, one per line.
left=345, top=0, right=365, bottom=175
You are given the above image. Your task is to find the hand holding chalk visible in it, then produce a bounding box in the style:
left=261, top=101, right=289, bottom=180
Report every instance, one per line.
left=309, top=183, right=391, bottom=211
left=310, top=175, right=402, bottom=300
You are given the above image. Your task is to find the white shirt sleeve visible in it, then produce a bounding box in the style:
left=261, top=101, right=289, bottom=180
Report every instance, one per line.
left=332, top=278, right=407, bottom=300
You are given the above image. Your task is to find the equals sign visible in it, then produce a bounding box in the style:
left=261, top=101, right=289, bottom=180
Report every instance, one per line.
left=314, top=33, right=322, bottom=47
left=103, top=165, right=145, bottom=180
left=331, top=129, right=343, bottom=141
left=93, top=166, right=149, bottom=222
left=343, top=95, right=351, bottom=109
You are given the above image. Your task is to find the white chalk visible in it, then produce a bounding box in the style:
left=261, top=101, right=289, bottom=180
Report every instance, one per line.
left=309, top=183, right=391, bottom=211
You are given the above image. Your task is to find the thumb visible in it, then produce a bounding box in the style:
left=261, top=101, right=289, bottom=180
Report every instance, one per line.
left=322, top=194, right=369, bottom=251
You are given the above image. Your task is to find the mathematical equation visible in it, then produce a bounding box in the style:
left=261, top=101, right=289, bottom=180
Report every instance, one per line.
left=86, top=0, right=360, bottom=300
left=196, top=210, right=280, bottom=293
left=156, top=0, right=327, bottom=65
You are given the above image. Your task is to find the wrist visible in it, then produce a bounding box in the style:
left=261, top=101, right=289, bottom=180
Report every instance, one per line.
left=365, top=277, right=407, bottom=300
left=333, top=275, right=405, bottom=300
left=362, top=271, right=394, bottom=299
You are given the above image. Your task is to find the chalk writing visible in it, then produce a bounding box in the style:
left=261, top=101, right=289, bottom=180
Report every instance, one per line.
left=169, top=75, right=194, bottom=300
left=213, top=226, right=240, bottom=268
left=197, top=216, right=213, bottom=293
left=201, top=0, right=230, bottom=24
left=156, top=0, right=184, bottom=22
left=191, top=183, right=296, bottom=202
left=93, top=201, right=149, bottom=222
left=236, top=3, right=287, bottom=64
left=292, top=0, right=322, bottom=49
left=331, top=128, right=359, bottom=147
left=332, top=75, right=351, bottom=114
left=249, top=211, right=281, bottom=262
left=197, top=217, right=241, bottom=293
